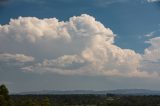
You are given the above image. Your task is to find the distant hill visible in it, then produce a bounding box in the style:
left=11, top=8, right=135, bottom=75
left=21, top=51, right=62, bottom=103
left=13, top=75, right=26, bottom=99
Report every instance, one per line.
left=17, top=89, right=160, bottom=95
left=107, top=89, right=160, bottom=95
left=18, top=90, right=105, bottom=95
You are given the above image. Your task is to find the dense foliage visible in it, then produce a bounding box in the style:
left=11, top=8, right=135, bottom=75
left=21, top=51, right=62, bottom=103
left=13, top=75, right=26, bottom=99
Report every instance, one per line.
left=0, top=84, right=12, bottom=106
left=10, top=95, right=160, bottom=106
left=1, top=84, right=160, bottom=106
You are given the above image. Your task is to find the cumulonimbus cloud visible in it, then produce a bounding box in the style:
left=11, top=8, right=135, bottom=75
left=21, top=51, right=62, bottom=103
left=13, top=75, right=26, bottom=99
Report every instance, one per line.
left=0, top=14, right=159, bottom=78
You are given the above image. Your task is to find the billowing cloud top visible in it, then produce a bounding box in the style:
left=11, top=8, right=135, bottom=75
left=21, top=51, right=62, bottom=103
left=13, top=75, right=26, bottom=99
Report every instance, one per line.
left=0, top=14, right=114, bottom=43
left=0, top=14, right=159, bottom=78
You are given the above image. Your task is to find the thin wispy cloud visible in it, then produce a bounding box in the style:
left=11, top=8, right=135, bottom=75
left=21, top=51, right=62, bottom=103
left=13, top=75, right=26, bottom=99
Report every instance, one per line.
left=93, top=0, right=129, bottom=7
left=144, top=31, right=155, bottom=37
left=147, top=0, right=160, bottom=3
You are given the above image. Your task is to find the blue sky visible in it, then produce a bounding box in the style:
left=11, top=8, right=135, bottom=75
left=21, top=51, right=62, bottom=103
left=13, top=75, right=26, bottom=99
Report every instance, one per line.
left=0, top=0, right=160, bottom=93
left=1, top=0, right=160, bottom=52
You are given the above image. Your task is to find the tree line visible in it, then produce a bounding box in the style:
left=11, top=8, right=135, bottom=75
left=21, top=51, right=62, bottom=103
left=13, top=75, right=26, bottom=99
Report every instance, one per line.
left=0, top=84, right=50, bottom=106
left=1, top=84, right=160, bottom=106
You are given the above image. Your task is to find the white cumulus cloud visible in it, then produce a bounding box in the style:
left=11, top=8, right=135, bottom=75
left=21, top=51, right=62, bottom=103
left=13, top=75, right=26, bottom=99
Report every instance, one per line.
left=0, top=14, right=159, bottom=78
left=140, top=37, right=160, bottom=74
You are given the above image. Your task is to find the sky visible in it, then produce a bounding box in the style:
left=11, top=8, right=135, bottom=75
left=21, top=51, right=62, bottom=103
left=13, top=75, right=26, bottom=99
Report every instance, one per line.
left=0, top=0, right=160, bottom=93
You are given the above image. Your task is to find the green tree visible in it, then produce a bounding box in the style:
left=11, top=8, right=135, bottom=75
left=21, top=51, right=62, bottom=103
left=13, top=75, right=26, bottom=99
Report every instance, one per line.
left=0, top=84, right=10, bottom=106
left=42, top=97, right=51, bottom=106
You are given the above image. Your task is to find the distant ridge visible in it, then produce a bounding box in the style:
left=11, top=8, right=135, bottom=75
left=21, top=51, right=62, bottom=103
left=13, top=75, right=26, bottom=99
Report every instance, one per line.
left=107, top=89, right=160, bottom=95
left=17, top=89, right=160, bottom=95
